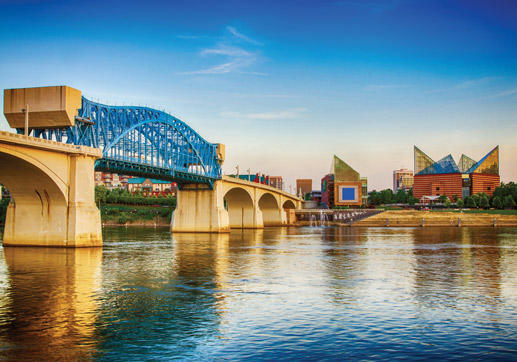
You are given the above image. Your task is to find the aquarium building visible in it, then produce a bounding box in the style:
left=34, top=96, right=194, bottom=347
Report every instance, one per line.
left=413, top=146, right=500, bottom=201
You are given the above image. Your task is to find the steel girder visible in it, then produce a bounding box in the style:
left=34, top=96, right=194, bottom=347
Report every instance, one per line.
left=20, top=97, right=221, bottom=185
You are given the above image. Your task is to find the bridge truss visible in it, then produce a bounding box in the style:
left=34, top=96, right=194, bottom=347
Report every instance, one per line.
left=19, top=97, right=222, bottom=186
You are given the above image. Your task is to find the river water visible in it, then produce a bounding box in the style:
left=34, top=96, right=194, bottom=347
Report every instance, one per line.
left=0, top=226, right=515, bottom=360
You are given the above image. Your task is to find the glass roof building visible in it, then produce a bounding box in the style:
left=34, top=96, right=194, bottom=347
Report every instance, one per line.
left=321, top=155, right=367, bottom=208
left=413, top=146, right=500, bottom=201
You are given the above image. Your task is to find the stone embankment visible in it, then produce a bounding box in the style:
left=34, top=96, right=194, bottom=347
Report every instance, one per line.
left=352, top=210, right=517, bottom=227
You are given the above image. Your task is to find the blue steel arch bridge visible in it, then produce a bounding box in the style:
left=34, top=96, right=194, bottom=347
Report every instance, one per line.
left=17, top=97, right=223, bottom=186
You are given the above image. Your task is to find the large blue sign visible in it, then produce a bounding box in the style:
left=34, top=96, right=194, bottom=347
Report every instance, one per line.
left=341, top=187, right=356, bottom=201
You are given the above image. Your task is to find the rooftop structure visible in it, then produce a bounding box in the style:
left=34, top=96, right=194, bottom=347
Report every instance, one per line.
left=413, top=146, right=500, bottom=201
left=321, top=155, right=367, bottom=208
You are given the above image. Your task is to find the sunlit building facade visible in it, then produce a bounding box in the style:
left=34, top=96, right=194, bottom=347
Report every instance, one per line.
left=296, top=179, right=313, bottom=197
left=413, top=146, right=500, bottom=201
left=321, top=155, right=367, bottom=208
left=393, top=169, right=414, bottom=192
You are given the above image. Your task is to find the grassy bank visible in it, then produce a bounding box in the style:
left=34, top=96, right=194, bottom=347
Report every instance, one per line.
left=430, top=209, right=517, bottom=215
left=353, top=210, right=517, bottom=227
left=100, top=204, right=174, bottom=225
left=0, top=200, right=174, bottom=228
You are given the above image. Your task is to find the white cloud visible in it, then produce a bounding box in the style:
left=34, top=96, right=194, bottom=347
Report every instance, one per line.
left=364, top=84, right=410, bottom=91
left=488, top=88, right=517, bottom=98
left=226, top=26, right=263, bottom=46
left=220, top=108, right=307, bottom=120
left=454, top=76, right=501, bottom=89
left=179, top=26, right=264, bottom=76
left=201, top=44, right=253, bottom=57
left=180, top=62, right=239, bottom=75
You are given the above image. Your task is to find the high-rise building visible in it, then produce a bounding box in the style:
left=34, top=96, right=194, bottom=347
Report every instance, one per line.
left=296, top=179, right=312, bottom=197
left=321, top=155, right=367, bottom=208
left=393, top=169, right=414, bottom=192
left=413, top=146, right=500, bottom=201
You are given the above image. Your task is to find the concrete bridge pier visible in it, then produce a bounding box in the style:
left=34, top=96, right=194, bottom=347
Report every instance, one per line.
left=172, top=176, right=302, bottom=233
left=0, top=132, right=102, bottom=247
left=171, top=183, right=230, bottom=233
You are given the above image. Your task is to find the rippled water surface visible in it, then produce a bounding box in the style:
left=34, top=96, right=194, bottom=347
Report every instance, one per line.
left=0, top=226, right=516, bottom=360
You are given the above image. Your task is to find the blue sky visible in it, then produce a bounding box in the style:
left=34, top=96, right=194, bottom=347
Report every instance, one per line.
left=1, top=0, right=516, bottom=190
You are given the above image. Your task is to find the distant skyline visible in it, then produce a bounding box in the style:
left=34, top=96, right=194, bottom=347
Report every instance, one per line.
left=0, top=0, right=516, bottom=191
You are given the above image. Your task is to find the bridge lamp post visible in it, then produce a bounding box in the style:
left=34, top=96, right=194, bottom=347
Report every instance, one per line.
left=22, top=104, right=29, bottom=138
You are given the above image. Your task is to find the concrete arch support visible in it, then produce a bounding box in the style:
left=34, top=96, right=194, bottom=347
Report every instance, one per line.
left=224, top=187, right=263, bottom=229
left=172, top=176, right=302, bottom=233
left=171, top=182, right=230, bottom=233
left=0, top=132, right=102, bottom=247
left=258, top=193, right=282, bottom=226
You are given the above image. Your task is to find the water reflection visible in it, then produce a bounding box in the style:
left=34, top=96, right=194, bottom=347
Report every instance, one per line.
left=0, top=227, right=514, bottom=359
left=411, top=228, right=504, bottom=311
left=0, top=247, right=102, bottom=360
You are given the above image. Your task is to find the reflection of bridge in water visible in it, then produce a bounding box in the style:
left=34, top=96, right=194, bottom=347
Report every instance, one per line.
left=0, top=86, right=301, bottom=247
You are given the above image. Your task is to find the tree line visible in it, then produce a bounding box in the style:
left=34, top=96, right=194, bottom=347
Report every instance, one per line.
left=368, top=189, right=419, bottom=206
left=95, top=186, right=176, bottom=207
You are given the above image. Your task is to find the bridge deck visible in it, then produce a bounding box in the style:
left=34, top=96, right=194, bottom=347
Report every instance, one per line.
left=222, top=175, right=302, bottom=201
left=0, top=131, right=102, bottom=157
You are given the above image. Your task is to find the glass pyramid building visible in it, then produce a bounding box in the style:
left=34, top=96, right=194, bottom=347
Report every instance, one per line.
left=414, top=146, right=499, bottom=176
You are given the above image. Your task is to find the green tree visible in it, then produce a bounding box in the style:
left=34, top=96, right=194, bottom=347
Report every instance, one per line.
left=503, top=195, right=516, bottom=209
left=479, top=195, right=489, bottom=209
left=465, top=196, right=477, bottom=208
left=438, top=195, right=448, bottom=203
left=395, top=189, right=408, bottom=203
left=368, top=190, right=381, bottom=206
left=95, top=185, right=108, bottom=205
left=452, top=194, right=459, bottom=202
left=456, top=199, right=464, bottom=208
left=471, top=194, right=481, bottom=208
left=444, top=200, right=452, bottom=208
left=380, top=189, right=394, bottom=204
left=492, top=196, right=503, bottom=209
left=304, top=192, right=312, bottom=201
left=408, top=196, right=418, bottom=206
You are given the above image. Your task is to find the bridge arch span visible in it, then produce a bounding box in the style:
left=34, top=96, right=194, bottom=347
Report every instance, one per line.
left=258, top=193, right=282, bottom=226
left=0, top=145, right=68, bottom=202
left=223, top=187, right=257, bottom=229
left=0, top=134, right=102, bottom=246
left=282, top=199, right=296, bottom=210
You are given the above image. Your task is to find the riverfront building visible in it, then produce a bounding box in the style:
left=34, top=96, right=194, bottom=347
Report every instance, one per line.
left=127, top=178, right=177, bottom=196
left=233, top=174, right=283, bottom=190
left=296, top=179, right=313, bottom=197
left=269, top=176, right=283, bottom=190
left=413, top=146, right=500, bottom=201
left=321, top=155, right=368, bottom=208
left=393, top=169, right=414, bottom=192
left=95, top=172, right=131, bottom=189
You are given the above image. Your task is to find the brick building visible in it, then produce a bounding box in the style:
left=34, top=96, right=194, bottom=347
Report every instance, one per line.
left=413, top=146, right=500, bottom=201
left=296, top=179, right=313, bottom=197
left=321, top=155, right=368, bottom=208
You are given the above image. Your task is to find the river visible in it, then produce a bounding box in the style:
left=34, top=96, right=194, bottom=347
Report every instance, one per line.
left=0, top=226, right=515, bottom=360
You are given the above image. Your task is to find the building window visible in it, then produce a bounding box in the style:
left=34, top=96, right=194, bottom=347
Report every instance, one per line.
left=436, top=187, right=440, bottom=191
left=487, top=186, right=491, bottom=190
